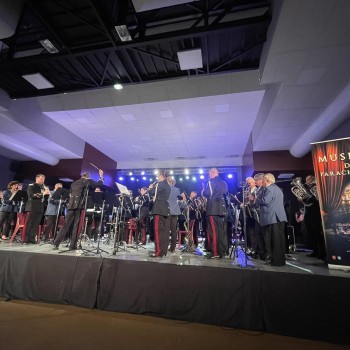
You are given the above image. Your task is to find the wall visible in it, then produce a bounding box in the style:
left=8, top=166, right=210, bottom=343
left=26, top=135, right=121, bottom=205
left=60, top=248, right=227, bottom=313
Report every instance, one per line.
left=15, top=143, right=117, bottom=188
left=0, top=155, right=18, bottom=189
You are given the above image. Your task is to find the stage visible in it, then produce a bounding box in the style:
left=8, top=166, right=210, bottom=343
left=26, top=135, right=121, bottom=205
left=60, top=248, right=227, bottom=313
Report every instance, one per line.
left=0, top=239, right=349, bottom=345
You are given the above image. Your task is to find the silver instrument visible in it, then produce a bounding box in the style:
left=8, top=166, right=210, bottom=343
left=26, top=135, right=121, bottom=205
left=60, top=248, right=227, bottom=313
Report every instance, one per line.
left=291, top=177, right=314, bottom=205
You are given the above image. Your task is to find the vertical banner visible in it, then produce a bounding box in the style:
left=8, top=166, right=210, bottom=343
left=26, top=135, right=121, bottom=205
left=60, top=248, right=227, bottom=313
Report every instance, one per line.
left=311, top=137, right=350, bottom=270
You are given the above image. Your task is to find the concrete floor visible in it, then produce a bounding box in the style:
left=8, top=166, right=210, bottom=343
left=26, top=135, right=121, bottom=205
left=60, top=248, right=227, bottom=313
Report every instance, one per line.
left=0, top=298, right=348, bottom=350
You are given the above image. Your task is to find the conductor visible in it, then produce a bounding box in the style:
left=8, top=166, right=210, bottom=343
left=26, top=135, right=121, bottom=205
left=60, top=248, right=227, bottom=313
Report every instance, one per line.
left=53, top=169, right=104, bottom=250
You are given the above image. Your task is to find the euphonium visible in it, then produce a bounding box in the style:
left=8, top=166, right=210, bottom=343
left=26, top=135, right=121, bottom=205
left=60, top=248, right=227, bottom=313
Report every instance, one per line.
left=291, top=177, right=313, bottom=204
left=308, top=181, right=318, bottom=200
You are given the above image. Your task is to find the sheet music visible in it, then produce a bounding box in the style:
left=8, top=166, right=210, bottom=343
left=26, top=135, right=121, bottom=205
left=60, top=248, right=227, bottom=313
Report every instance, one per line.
left=115, top=182, right=130, bottom=195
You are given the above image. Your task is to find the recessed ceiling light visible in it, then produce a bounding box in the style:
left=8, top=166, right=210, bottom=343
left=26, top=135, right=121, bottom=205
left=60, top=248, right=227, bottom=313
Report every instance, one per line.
left=215, top=104, right=229, bottom=113
left=22, top=73, right=54, bottom=89
left=177, top=49, right=203, bottom=70
left=121, top=114, right=135, bottom=121
left=159, top=110, right=174, bottom=118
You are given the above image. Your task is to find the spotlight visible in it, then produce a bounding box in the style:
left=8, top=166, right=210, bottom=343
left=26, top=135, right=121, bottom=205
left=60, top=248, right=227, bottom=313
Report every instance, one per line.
left=154, top=170, right=159, bottom=175
left=142, top=176, right=146, bottom=180
left=150, top=178, right=153, bottom=182
left=128, top=171, right=133, bottom=176
left=227, top=174, right=233, bottom=179
left=141, top=171, right=145, bottom=175
left=130, top=177, right=135, bottom=181
left=185, top=176, right=189, bottom=180
left=184, top=169, right=190, bottom=175
left=200, top=175, right=204, bottom=180
left=169, top=170, right=174, bottom=175
left=192, top=176, right=197, bottom=181
left=118, top=176, right=124, bottom=181
left=199, top=169, right=204, bottom=174
left=179, top=177, right=183, bottom=181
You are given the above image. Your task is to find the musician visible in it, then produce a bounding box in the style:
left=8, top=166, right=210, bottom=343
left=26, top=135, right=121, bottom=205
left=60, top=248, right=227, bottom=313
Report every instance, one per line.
left=243, top=177, right=258, bottom=256
left=251, top=173, right=266, bottom=259
left=255, top=173, right=287, bottom=266
left=0, top=181, right=20, bottom=240
left=134, top=187, right=150, bottom=244
left=167, top=177, right=181, bottom=252
left=187, top=191, right=200, bottom=247
left=24, top=174, right=50, bottom=244
left=53, top=169, right=104, bottom=250
left=148, top=170, right=171, bottom=257
left=41, top=183, right=63, bottom=242
left=202, top=168, right=228, bottom=258
left=301, top=175, right=326, bottom=259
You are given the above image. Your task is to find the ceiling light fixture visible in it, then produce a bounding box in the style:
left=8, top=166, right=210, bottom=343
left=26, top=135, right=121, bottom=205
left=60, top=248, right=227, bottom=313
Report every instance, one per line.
left=115, top=25, right=132, bottom=42
left=177, top=49, right=203, bottom=70
left=114, top=83, right=123, bottom=90
left=39, top=39, right=59, bottom=54
left=22, top=73, right=54, bottom=89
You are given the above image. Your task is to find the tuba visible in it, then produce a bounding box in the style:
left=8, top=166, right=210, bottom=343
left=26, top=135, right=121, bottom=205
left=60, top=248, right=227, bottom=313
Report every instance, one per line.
left=291, top=177, right=313, bottom=205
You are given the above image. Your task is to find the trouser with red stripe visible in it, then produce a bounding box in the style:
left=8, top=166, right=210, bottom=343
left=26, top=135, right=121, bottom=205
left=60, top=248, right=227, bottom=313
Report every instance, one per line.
left=153, top=214, right=170, bottom=256
left=207, top=215, right=227, bottom=257
left=139, top=216, right=148, bottom=244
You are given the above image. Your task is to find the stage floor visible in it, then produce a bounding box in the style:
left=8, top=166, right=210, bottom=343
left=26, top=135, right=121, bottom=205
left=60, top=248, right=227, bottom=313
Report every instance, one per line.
left=1, top=238, right=350, bottom=345
left=0, top=238, right=348, bottom=279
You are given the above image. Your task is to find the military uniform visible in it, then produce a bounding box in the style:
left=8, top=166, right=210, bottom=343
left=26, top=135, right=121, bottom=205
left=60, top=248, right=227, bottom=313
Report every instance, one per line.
left=203, top=176, right=228, bottom=257
left=54, top=177, right=103, bottom=250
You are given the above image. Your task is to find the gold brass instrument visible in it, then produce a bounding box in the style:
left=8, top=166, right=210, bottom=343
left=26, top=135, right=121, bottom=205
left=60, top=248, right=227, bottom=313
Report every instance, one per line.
left=291, top=177, right=314, bottom=205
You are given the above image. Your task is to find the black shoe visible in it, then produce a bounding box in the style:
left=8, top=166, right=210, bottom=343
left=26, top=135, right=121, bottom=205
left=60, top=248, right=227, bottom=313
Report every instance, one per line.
left=53, top=245, right=59, bottom=250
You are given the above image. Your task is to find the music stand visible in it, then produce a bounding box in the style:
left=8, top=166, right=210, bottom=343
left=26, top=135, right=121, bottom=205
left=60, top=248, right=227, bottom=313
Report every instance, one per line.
left=77, top=184, right=93, bottom=251
left=9, top=190, right=25, bottom=203
left=82, top=200, right=109, bottom=256
left=51, top=188, right=69, bottom=241
left=230, top=184, right=250, bottom=267
left=181, top=204, right=196, bottom=255
left=103, top=191, right=120, bottom=245
left=112, top=183, right=131, bottom=255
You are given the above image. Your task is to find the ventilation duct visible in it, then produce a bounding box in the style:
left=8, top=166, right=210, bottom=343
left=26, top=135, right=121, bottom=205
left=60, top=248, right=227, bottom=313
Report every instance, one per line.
left=0, top=134, right=59, bottom=166
left=290, top=83, right=350, bottom=157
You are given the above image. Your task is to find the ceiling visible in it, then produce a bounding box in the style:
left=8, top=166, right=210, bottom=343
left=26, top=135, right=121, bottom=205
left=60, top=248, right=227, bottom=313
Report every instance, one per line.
left=0, top=0, right=350, bottom=171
